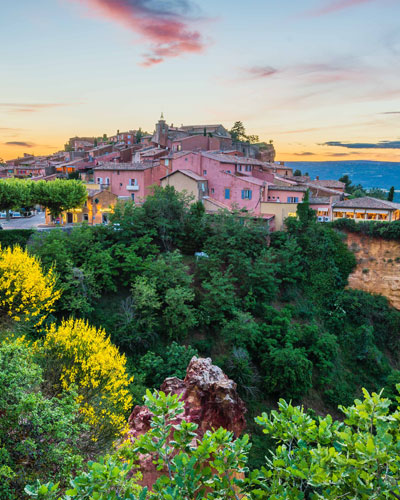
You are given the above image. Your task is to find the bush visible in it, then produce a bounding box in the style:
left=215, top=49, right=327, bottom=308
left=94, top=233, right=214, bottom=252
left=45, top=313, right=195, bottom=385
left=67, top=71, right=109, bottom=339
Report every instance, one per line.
left=0, top=245, right=61, bottom=327
left=0, top=229, right=34, bottom=248
left=39, top=318, right=133, bottom=447
left=0, top=338, right=85, bottom=499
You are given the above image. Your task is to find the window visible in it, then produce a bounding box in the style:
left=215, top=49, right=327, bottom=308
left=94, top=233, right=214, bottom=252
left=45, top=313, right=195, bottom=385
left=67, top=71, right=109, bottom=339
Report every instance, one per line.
left=131, top=193, right=135, bottom=201
left=203, top=170, right=207, bottom=176
left=287, top=197, right=299, bottom=203
left=241, top=189, right=252, bottom=200
left=237, top=165, right=242, bottom=172
left=226, top=170, right=231, bottom=174
left=128, top=135, right=131, bottom=139
left=130, top=178, right=137, bottom=186
left=105, top=177, right=110, bottom=185
left=225, top=188, right=230, bottom=200
left=97, top=177, right=102, bottom=184
left=83, top=214, right=89, bottom=222
left=211, top=188, right=215, bottom=194
left=201, top=183, right=206, bottom=192
left=245, top=165, right=252, bottom=172
left=117, top=171, right=120, bottom=175
left=165, top=159, right=169, bottom=166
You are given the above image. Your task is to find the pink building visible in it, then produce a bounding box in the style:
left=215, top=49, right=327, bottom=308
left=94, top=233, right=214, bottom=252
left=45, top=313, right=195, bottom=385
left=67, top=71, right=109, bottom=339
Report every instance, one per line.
left=94, top=162, right=168, bottom=202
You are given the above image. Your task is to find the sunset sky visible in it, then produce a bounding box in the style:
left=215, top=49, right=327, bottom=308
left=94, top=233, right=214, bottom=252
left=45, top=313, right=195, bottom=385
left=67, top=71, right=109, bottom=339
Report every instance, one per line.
left=1, top=0, right=400, bottom=161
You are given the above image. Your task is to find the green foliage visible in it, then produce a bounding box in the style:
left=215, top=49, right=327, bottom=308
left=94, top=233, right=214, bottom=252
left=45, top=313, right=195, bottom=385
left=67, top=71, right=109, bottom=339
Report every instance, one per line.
left=137, top=342, right=198, bottom=388
left=388, top=186, right=395, bottom=202
left=332, top=217, right=400, bottom=241
left=0, top=339, right=85, bottom=499
left=230, top=121, right=259, bottom=143
left=0, top=229, right=34, bottom=247
left=33, top=179, right=87, bottom=218
left=251, top=389, right=400, bottom=498
left=27, top=389, right=400, bottom=499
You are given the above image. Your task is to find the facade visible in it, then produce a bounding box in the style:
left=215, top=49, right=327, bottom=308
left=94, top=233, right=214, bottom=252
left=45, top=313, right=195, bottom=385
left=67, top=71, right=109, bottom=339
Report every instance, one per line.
left=94, top=162, right=168, bottom=201
left=45, top=188, right=118, bottom=226
left=160, top=170, right=208, bottom=200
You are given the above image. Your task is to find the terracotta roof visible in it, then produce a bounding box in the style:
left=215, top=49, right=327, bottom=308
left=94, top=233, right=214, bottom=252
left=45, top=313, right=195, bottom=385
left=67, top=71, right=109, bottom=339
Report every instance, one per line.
left=309, top=197, right=332, bottom=204
left=201, top=152, right=266, bottom=166
left=94, top=162, right=151, bottom=171
left=268, top=185, right=308, bottom=192
left=333, top=196, right=400, bottom=210
left=309, top=179, right=345, bottom=189
left=161, top=169, right=206, bottom=182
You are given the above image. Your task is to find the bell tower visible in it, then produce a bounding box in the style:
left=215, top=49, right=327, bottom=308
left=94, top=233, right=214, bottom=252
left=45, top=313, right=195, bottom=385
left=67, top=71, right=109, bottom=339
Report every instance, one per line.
left=154, top=112, right=168, bottom=147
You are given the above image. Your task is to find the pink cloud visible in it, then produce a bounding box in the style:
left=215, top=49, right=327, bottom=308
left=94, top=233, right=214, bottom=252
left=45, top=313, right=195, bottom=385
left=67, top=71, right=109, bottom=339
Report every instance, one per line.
left=306, top=0, right=375, bottom=16
left=68, top=0, right=207, bottom=66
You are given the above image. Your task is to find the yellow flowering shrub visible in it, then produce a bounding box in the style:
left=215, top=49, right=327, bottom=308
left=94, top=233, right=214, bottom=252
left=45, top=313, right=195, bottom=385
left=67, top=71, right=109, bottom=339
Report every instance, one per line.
left=0, top=245, right=61, bottom=326
left=41, top=318, right=133, bottom=446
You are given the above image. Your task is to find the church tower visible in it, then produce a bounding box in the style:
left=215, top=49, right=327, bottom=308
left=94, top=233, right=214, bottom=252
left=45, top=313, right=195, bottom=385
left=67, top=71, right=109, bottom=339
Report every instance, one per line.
left=154, top=112, right=168, bottom=148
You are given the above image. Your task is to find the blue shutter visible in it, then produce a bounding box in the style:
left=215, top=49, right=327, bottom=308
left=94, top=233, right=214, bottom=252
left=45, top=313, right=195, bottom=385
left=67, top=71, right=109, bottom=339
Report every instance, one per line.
left=249, top=190, right=252, bottom=200
left=241, top=190, right=244, bottom=199
left=225, top=188, right=230, bottom=199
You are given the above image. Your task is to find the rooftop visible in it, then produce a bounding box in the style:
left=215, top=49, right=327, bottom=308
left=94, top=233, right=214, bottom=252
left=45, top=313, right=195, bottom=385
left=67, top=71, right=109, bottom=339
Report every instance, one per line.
left=161, top=169, right=206, bottom=182
left=95, top=162, right=152, bottom=171
left=268, top=184, right=308, bottom=192
left=333, top=196, right=400, bottom=210
left=309, top=179, right=346, bottom=189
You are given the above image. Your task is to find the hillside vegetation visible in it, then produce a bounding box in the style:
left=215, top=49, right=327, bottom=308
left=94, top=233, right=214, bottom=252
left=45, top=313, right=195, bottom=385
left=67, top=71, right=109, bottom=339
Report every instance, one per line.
left=1, top=186, right=400, bottom=498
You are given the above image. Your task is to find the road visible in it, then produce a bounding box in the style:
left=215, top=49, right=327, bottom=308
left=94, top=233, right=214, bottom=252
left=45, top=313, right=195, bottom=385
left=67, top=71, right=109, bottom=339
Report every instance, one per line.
left=0, top=212, right=46, bottom=230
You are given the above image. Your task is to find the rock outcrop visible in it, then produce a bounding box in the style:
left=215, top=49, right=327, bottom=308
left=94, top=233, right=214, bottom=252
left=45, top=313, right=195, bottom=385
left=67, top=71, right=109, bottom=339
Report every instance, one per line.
left=128, top=356, right=247, bottom=487
left=345, top=231, right=400, bottom=310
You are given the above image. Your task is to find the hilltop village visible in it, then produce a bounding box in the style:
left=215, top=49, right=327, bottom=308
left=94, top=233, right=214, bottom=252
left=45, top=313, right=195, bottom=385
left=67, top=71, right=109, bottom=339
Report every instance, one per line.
left=5, top=115, right=400, bottom=229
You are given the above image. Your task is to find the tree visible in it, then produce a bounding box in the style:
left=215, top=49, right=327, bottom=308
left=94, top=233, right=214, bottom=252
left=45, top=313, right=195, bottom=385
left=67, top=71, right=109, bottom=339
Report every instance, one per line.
left=0, top=178, right=33, bottom=220
left=136, top=128, right=144, bottom=143
left=388, top=186, right=395, bottom=202
left=0, top=245, right=61, bottom=327
left=293, top=169, right=302, bottom=176
left=295, top=189, right=316, bottom=227
left=40, top=318, right=133, bottom=447
left=339, top=174, right=353, bottom=192
left=33, top=179, right=87, bottom=219
left=230, top=121, right=259, bottom=143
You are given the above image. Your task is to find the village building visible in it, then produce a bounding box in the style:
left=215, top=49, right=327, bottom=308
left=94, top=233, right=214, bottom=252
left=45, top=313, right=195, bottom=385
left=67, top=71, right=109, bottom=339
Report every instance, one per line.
left=332, top=197, right=400, bottom=222
left=45, top=187, right=118, bottom=226
left=93, top=162, right=168, bottom=201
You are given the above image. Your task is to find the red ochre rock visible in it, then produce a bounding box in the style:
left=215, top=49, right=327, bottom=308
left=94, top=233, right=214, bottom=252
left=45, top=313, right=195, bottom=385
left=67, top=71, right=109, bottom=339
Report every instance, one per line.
left=127, top=356, right=247, bottom=487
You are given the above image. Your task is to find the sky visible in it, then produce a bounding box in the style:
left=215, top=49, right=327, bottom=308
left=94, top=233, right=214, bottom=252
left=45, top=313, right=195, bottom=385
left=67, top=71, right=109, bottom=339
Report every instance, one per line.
left=1, top=0, right=400, bottom=161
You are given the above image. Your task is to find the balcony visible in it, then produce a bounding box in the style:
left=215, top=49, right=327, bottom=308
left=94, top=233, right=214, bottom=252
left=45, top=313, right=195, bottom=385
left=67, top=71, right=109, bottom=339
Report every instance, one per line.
left=126, top=184, right=139, bottom=191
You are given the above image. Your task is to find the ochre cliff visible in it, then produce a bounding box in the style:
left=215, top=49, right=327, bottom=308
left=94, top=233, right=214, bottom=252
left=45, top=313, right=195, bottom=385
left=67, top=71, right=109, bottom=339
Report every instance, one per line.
left=345, top=231, right=400, bottom=310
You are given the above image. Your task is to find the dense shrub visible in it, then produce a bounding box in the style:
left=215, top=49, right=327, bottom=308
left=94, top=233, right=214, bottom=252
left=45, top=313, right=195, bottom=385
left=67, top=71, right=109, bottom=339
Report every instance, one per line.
left=39, top=318, right=133, bottom=447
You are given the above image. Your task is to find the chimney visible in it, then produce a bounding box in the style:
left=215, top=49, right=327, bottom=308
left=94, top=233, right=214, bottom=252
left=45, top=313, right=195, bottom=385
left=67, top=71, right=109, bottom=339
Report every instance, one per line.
left=316, top=175, right=319, bottom=180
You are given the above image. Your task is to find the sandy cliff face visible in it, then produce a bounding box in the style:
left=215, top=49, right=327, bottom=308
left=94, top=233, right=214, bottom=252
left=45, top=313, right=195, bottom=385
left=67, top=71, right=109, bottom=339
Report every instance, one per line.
left=345, top=232, right=400, bottom=310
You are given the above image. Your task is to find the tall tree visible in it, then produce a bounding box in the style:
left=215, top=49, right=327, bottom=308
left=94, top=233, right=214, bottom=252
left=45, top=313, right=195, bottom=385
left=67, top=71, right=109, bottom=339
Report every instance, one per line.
left=33, top=179, right=87, bottom=219
left=388, top=186, right=395, bottom=202
left=0, top=178, right=32, bottom=220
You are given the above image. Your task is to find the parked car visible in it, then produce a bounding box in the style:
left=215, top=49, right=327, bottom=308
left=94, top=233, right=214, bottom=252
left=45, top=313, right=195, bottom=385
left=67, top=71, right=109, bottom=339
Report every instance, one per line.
left=12, top=211, right=22, bottom=218
left=0, top=212, right=6, bottom=219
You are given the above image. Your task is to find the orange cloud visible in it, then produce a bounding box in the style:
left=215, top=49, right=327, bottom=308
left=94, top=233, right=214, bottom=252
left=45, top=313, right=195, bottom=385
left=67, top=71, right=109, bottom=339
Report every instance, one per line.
left=68, top=0, right=207, bottom=66
left=305, top=0, right=376, bottom=16
left=0, top=103, right=71, bottom=113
